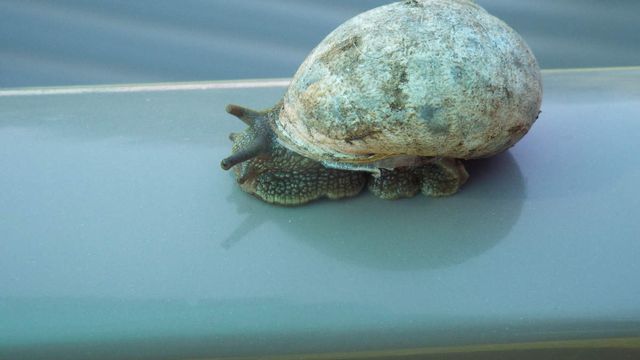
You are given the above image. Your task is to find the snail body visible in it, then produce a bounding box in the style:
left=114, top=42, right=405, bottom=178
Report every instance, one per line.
left=221, top=0, right=542, bottom=206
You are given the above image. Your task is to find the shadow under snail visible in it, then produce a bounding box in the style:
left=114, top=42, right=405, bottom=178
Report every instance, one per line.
left=221, top=0, right=542, bottom=206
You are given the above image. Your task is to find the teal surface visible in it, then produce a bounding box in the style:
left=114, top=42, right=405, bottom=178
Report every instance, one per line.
left=1, top=69, right=640, bottom=359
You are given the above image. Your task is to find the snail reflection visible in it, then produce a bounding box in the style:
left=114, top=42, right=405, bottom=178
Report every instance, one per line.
left=224, top=152, right=525, bottom=271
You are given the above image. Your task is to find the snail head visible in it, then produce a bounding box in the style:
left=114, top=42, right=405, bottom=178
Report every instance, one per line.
left=220, top=103, right=365, bottom=205
left=221, top=104, right=274, bottom=184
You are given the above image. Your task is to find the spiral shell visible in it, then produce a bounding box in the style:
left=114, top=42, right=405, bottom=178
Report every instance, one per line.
left=274, top=0, right=542, bottom=168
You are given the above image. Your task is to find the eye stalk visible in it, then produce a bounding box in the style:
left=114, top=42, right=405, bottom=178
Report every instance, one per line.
left=221, top=104, right=272, bottom=170
left=225, top=104, right=261, bottom=126
left=220, top=136, right=268, bottom=170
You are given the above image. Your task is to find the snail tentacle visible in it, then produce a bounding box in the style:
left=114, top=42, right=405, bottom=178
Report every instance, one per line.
left=225, top=104, right=261, bottom=126
left=220, top=135, right=269, bottom=170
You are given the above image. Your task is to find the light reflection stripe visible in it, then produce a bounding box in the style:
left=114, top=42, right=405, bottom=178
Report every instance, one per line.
left=0, top=79, right=291, bottom=97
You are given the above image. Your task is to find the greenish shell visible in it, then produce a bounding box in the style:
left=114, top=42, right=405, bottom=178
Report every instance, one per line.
left=274, top=0, right=542, bottom=170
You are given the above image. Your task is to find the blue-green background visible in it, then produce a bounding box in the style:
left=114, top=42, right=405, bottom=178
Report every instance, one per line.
left=1, top=0, right=639, bottom=87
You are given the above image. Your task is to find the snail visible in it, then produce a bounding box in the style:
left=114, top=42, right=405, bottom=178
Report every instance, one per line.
left=221, top=0, right=542, bottom=206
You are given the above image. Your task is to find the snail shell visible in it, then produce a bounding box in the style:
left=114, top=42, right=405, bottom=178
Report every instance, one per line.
left=274, top=0, right=542, bottom=169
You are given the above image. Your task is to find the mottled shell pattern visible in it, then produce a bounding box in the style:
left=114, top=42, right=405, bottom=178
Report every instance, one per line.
left=274, top=0, right=542, bottom=169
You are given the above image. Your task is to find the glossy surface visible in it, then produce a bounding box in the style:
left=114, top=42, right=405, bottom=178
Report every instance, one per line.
left=1, top=69, right=640, bottom=359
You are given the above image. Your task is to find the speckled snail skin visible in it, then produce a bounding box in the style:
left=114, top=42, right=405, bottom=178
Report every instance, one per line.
left=221, top=0, right=542, bottom=206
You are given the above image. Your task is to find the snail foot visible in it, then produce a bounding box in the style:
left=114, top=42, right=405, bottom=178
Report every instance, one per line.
left=368, top=158, right=469, bottom=200
left=367, top=168, right=422, bottom=200
left=249, top=169, right=367, bottom=206
left=420, top=158, right=469, bottom=197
